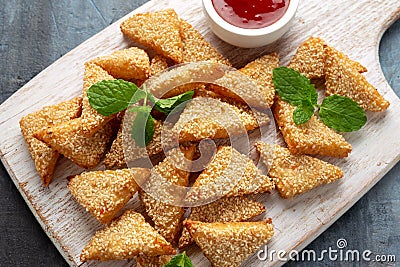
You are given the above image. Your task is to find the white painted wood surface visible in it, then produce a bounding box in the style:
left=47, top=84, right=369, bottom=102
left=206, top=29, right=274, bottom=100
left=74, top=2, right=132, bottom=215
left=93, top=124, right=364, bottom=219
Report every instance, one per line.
left=0, top=0, right=399, bottom=266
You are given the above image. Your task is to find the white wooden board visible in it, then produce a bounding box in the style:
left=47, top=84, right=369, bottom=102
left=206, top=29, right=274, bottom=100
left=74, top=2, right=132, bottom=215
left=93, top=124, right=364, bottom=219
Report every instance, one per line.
left=0, top=0, right=399, bottom=266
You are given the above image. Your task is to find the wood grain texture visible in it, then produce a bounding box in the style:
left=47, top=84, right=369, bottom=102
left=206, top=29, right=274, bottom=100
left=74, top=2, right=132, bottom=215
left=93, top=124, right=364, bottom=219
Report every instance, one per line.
left=0, top=1, right=399, bottom=267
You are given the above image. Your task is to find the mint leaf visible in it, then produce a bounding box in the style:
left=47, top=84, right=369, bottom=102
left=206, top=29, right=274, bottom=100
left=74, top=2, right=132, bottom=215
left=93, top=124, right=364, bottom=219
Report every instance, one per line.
left=130, top=107, right=155, bottom=147
left=164, top=252, right=193, bottom=267
left=319, top=95, right=367, bottom=132
left=273, top=67, right=316, bottom=106
left=153, top=91, right=194, bottom=115
left=293, top=104, right=314, bottom=125
left=87, top=79, right=139, bottom=116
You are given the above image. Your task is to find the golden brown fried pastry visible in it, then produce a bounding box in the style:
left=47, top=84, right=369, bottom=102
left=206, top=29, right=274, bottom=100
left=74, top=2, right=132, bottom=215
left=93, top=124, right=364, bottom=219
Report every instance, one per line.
left=120, top=9, right=183, bottom=63
left=80, top=63, right=116, bottom=136
left=80, top=210, right=176, bottom=262
left=186, top=146, right=275, bottom=203
left=136, top=254, right=173, bottom=267
left=35, top=118, right=114, bottom=169
left=256, top=142, right=343, bottom=198
left=288, top=37, right=367, bottom=79
left=19, top=97, right=82, bottom=186
left=68, top=168, right=150, bottom=224
left=184, top=220, right=274, bottom=267
left=179, top=19, right=230, bottom=65
left=140, top=146, right=196, bottom=243
left=91, top=47, right=150, bottom=81
left=324, top=45, right=390, bottom=111
left=209, top=53, right=279, bottom=109
left=173, top=97, right=269, bottom=142
left=179, top=196, right=265, bottom=248
left=273, top=98, right=352, bottom=157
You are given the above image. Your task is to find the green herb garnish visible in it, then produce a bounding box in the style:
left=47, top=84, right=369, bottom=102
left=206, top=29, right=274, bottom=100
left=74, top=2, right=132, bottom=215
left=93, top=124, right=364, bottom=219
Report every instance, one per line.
left=273, top=67, right=367, bottom=132
left=87, top=79, right=194, bottom=147
left=164, top=251, right=194, bottom=267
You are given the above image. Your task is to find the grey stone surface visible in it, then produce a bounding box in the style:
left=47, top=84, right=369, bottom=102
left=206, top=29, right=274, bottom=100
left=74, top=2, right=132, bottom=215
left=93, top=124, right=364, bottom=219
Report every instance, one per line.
left=0, top=1, right=398, bottom=266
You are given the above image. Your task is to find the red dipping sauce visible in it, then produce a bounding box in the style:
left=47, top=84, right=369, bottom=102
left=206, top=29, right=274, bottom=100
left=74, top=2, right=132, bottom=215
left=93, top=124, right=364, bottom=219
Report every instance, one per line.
left=212, top=0, right=290, bottom=29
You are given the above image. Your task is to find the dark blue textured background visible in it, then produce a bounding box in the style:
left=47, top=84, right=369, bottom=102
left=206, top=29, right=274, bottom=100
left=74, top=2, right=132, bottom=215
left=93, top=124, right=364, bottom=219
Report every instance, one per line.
left=0, top=1, right=398, bottom=266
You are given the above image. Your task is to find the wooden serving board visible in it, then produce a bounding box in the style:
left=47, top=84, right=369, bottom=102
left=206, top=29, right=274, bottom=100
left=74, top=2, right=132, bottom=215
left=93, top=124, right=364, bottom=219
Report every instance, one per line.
left=0, top=0, right=399, bottom=266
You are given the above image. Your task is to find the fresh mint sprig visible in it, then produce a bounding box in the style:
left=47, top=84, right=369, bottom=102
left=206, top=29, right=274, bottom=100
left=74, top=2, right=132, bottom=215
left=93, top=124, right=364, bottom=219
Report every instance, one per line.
left=164, top=251, right=194, bottom=267
left=273, top=67, right=367, bottom=132
left=87, top=79, right=194, bottom=147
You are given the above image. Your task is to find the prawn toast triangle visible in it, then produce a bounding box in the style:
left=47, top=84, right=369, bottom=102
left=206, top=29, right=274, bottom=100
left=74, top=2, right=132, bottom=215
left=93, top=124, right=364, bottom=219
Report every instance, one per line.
left=185, top=220, right=274, bottom=267
left=140, top=146, right=196, bottom=243
left=273, top=98, right=352, bottom=157
left=68, top=168, right=150, bottom=224
left=179, top=196, right=265, bottom=248
left=324, top=46, right=390, bottom=111
left=288, top=37, right=367, bottom=79
left=256, top=142, right=343, bottom=198
left=19, top=97, right=82, bottom=186
left=120, top=9, right=183, bottom=63
left=186, top=146, right=274, bottom=203
left=35, top=118, right=114, bottom=169
left=80, top=210, right=175, bottom=262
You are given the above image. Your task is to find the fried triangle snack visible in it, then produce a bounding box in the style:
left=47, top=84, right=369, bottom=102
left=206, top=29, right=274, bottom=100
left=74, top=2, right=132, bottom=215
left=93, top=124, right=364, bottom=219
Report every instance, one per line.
left=324, top=45, right=390, bottom=111
left=256, top=142, right=343, bottom=198
left=80, top=210, right=176, bottom=262
left=150, top=55, right=169, bottom=76
left=184, top=220, right=274, bottom=267
left=120, top=9, right=183, bottom=63
left=273, top=98, right=352, bottom=157
left=179, top=196, right=265, bottom=248
left=139, top=145, right=196, bottom=243
left=173, top=97, right=269, bottom=142
left=186, top=146, right=275, bottom=203
left=19, top=97, right=82, bottom=186
left=179, top=19, right=230, bottom=65
left=136, top=254, right=173, bottom=267
left=90, top=47, right=150, bottom=81
left=68, top=168, right=150, bottom=224
left=288, top=37, right=367, bottom=79
left=80, top=63, right=116, bottom=136
left=35, top=118, right=114, bottom=169
left=104, top=119, right=167, bottom=169
left=209, top=53, right=279, bottom=108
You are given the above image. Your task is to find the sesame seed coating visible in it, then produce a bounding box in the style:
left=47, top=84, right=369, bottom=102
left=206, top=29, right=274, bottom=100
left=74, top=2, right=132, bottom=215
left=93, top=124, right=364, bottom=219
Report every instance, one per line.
left=90, top=47, right=150, bottom=81
left=120, top=9, right=183, bottom=63
left=35, top=118, right=114, bottom=169
left=186, top=146, right=275, bottom=203
left=150, top=55, right=169, bottom=77
left=324, top=45, right=390, bottom=111
left=80, top=210, right=176, bottom=262
left=104, top=119, right=167, bottom=169
left=179, top=19, right=231, bottom=66
left=19, top=97, right=82, bottom=186
left=288, top=37, right=367, bottom=80
left=173, top=97, right=269, bottom=142
left=256, top=142, right=343, bottom=199
left=136, top=254, right=173, bottom=267
left=184, top=220, right=274, bottom=267
left=80, top=63, right=116, bottom=136
left=209, top=53, right=279, bottom=109
left=68, top=168, right=150, bottom=224
left=140, top=146, right=196, bottom=243
left=179, top=196, right=265, bottom=248
left=273, top=98, right=352, bottom=157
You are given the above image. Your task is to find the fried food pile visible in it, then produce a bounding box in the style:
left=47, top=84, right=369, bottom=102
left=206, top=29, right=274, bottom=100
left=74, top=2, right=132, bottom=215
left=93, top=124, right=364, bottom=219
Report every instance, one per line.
left=19, top=9, right=389, bottom=267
